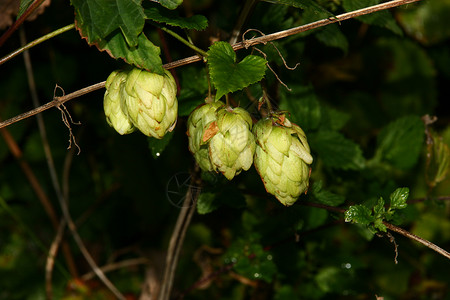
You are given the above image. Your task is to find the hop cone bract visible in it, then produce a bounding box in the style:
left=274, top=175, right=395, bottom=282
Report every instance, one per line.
left=208, top=106, right=255, bottom=180
left=103, top=70, right=135, bottom=135
left=122, top=68, right=178, bottom=139
left=253, top=116, right=313, bottom=206
left=187, top=103, right=255, bottom=180
left=187, top=101, right=225, bottom=172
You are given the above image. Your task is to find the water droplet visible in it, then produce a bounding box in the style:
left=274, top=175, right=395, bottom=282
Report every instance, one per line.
left=254, top=273, right=260, bottom=278
left=266, top=254, right=273, bottom=260
left=156, top=152, right=160, bottom=157
left=231, top=257, right=237, bottom=263
left=341, top=262, right=351, bottom=269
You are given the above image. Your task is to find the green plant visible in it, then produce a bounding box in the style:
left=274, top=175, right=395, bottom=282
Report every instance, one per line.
left=0, top=0, right=449, bottom=299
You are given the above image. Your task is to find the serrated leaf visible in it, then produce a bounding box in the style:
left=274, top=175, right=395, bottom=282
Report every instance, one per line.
left=279, top=85, right=321, bottom=131
left=342, top=0, right=402, bottom=35
left=373, top=219, right=387, bottom=232
left=315, top=24, right=348, bottom=54
left=345, top=205, right=374, bottom=225
left=148, top=131, right=174, bottom=159
left=144, top=5, right=208, bottom=30
left=310, top=131, right=365, bottom=170
left=375, top=116, right=424, bottom=169
left=389, top=187, right=409, bottom=210
left=158, top=0, right=182, bottom=10
left=72, top=0, right=145, bottom=47
left=197, top=192, right=218, bottom=214
left=100, top=32, right=163, bottom=74
left=207, top=41, right=267, bottom=100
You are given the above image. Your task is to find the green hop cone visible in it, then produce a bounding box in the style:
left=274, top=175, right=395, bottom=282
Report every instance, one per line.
left=122, top=68, right=178, bottom=139
left=103, top=70, right=135, bottom=135
left=253, top=116, right=313, bottom=206
left=207, top=106, right=256, bottom=180
left=187, top=101, right=225, bottom=172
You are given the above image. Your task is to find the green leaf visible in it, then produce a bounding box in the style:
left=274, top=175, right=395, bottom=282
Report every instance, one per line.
left=148, top=131, right=174, bottom=159
left=264, top=0, right=333, bottom=17
left=196, top=192, right=219, bottom=214
left=311, top=181, right=345, bottom=206
left=342, top=0, right=402, bottom=35
left=17, top=0, right=34, bottom=19
left=345, top=205, right=374, bottom=225
left=144, top=5, right=208, bottom=30
left=207, top=41, right=267, bottom=100
left=375, top=116, right=424, bottom=169
left=100, top=32, right=164, bottom=74
left=310, top=131, right=365, bottom=170
left=72, top=0, right=145, bottom=47
left=279, top=85, right=321, bottom=131
left=373, top=218, right=387, bottom=232
left=158, top=0, right=183, bottom=10
left=389, top=187, right=409, bottom=210
left=427, top=131, right=450, bottom=186
left=321, top=106, right=350, bottom=131
left=373, top=197, right=385, bottom=216
left=315, top=24, right=349, bottom=54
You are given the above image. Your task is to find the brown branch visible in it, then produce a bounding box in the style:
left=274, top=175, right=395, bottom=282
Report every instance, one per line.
left=0, top=0, right=422, bottom=130
left=158, top=171, right=201, bottom=300
left=81, top=257, right=150, bottom=281
left=383, top=221, right=450, bottom=260
left=0, top=0, right=47, bottom=47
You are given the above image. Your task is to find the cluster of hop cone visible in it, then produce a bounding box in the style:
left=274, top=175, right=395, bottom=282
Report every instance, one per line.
left=104, top=68, right=313, bottom=206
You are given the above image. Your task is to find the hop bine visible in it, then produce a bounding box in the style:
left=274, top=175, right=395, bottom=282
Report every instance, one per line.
left=253, top=115, right=313, bottom=206
left=187, top=103, right=255, bottom=180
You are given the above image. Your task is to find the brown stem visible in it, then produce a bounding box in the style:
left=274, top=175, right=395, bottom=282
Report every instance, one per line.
left=158, top=171, right=201, bottom=300
left=0, top=0, right=47, bottom=47
left=383, top=221, right=450, bottom=260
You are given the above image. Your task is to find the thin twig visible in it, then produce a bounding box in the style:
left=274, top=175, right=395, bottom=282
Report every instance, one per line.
left=383, top=221, right=450, bottom=260
left=81, top=257, right=150, bottom=281
left=0, top=0, right=47, bottom=47
left=0, top=24, right=75, bottom=66
left=158, top=171, right=201, bottom=300
left=46, top=218, right=67, bottom=300
left=0, top=0, right=421, bottom=130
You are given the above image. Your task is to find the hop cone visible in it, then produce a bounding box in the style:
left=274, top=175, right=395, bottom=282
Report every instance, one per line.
left=207, top=106, right=255, bottom=180
left=253, top=116, right=313, bottom=206
left=122, top=68, right=178, bottom=139
left=187, top=101, right=225, bottom=172
left=103, top=70, right=135, bottom=135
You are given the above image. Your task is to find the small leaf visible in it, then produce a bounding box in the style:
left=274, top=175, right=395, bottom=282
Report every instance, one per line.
left=158, top=0, right=183, bottom=10
left=373, top=219, right=387, bottom=232
left=17, top=0, right=33, bottom=19
left=148, top=131, right=174, bottom=159
left=72, top=0, right=145, bottom=47
left=375, top=116, right=424, bottom=169
left=345, top=205, right=374, bottom=225
left=100, top=32, right=164, bottom=74
left=207, top=41, right=267, bottom=100
left=389, top=187, right=409, bottom=210
left=310, top=131, right=365, bottom=170
left=144, top=5, right=208, bottom=30
left=373, top=197, right=385, bottom=216
left=197, top=192, right=219, bottom=214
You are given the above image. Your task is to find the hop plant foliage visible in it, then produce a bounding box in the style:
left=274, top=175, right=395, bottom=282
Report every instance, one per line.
left=103, top=68, right=178, bottom=139
left=253, top=115, right=313, bottom=206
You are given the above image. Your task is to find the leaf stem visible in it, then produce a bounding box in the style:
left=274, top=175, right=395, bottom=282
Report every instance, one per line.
left=0, top=24, right=75, bottom=66
left=160, top=27, right=208, bottom=57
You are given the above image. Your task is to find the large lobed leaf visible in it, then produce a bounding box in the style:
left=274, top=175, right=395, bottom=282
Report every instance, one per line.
left=207, top=41, right=267, bottom=100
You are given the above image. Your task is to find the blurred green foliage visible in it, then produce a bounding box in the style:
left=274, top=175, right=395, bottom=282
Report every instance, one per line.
left=0, top=0, right=449, bottom=299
